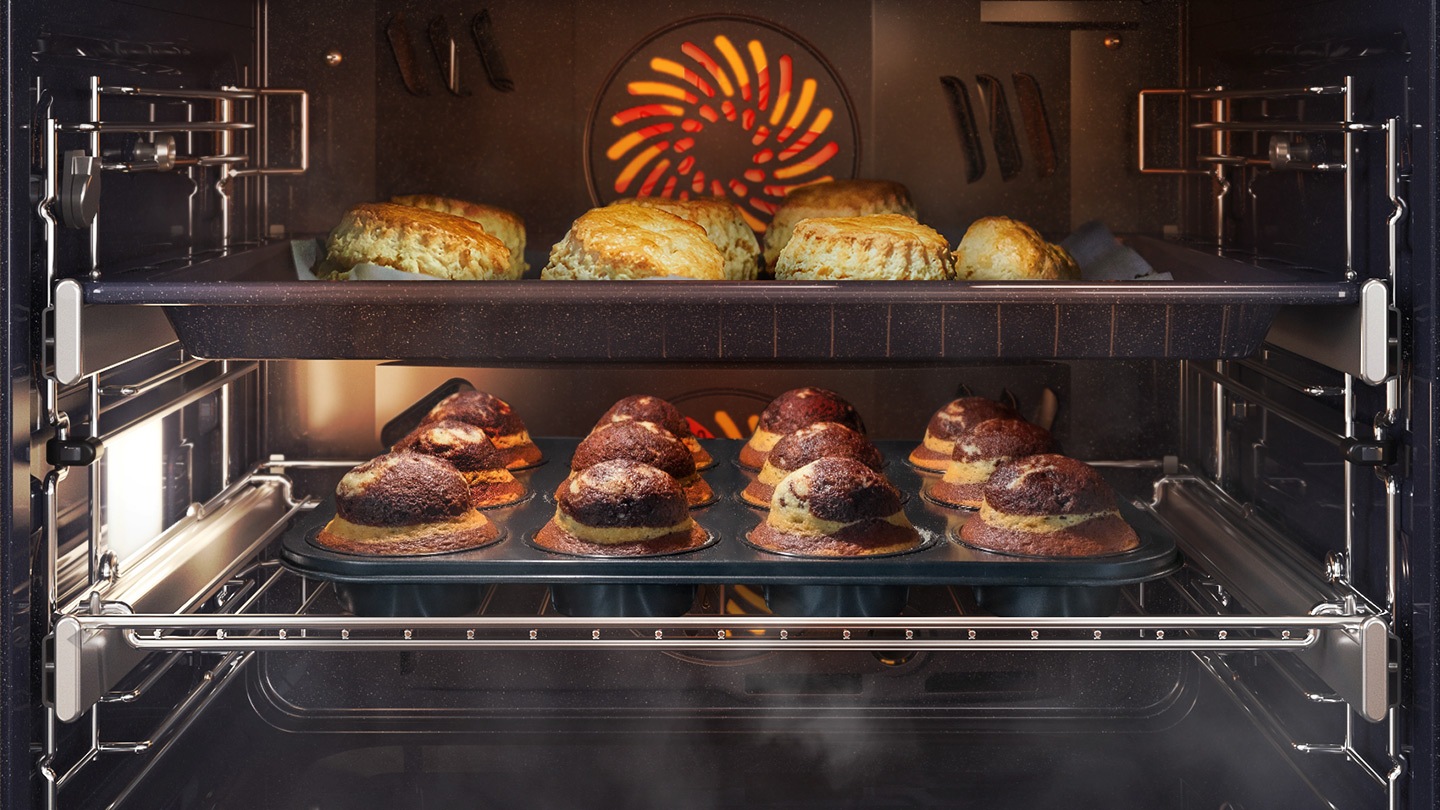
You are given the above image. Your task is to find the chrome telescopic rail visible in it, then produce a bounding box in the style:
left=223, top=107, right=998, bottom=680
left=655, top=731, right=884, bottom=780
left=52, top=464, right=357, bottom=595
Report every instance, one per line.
left=66, top=611, right=1349, bottom=654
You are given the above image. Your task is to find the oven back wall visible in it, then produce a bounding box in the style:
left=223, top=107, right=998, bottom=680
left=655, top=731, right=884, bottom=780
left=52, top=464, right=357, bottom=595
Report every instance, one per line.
left=265, top=1, right=1182, bottom=256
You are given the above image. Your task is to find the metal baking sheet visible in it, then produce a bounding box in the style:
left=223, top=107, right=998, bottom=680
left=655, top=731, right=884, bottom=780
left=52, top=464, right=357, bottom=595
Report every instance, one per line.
left=279, top=439, right=1181, bottom=587
left=83, top=238, right=1355, bottom=362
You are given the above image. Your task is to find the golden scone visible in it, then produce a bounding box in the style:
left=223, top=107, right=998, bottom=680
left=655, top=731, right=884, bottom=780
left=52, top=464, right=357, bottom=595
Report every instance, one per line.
left=774, top=214, right=955, bottom=281
left=763, top=179, right=916, bottom=267
left=954, top=216, right=1080, bottom=281
left=321, top=203, right=513, bottom=281
left=541, top=204, right=727, bottom=280
left=392, top=194, right=528, bottom=277
left=616, top=197, right=761, bottom=280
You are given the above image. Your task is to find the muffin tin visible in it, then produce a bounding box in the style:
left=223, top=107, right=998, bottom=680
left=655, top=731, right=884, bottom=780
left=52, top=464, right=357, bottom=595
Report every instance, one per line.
left=280, top=438, right=1180, bottom=618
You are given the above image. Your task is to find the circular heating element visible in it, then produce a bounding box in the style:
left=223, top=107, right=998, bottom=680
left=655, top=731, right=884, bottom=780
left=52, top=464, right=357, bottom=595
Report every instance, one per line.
left=586, top=15, right=860, bottom=232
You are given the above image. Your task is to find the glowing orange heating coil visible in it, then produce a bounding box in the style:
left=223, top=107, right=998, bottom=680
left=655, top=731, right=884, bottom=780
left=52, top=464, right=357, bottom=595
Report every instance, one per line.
left=606, top=35, right=842, bottom=231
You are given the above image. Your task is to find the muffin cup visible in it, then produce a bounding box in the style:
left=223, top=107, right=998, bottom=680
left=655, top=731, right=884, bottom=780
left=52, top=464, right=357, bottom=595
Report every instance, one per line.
left=333, top=582, right=485, bottom=617
left=763, top=584, right=910, bottom=617
left=549, top=583, right=697, bottom=617
left=971, top=585, right=1121, bottom=617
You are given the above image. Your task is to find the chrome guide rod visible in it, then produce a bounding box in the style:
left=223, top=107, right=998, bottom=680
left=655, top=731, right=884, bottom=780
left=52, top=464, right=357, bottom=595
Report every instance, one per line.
left=88, top=76, right=99, bottom=278
left=89, top=374, right=103, bottom=591
left=1344, top=76, right=1356, bottom=280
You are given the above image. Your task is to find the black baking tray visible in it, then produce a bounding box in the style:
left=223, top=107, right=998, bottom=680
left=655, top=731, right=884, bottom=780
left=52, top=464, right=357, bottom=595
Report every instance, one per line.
left=279, top=439, right=1181, bottom=616
left=84, top=237, right=1355, bottom=362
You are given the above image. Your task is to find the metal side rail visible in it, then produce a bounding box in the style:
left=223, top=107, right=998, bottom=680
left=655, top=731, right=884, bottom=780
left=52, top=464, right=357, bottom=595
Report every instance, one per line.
left=49, top=473, right=315, bottom=723
left=1146, top=474, right=1390, bottom=722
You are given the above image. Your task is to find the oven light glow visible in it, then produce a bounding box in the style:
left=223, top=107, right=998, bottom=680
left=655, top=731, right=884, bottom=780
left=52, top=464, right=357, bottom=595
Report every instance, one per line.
left=104, top=419, right=167, bottom=559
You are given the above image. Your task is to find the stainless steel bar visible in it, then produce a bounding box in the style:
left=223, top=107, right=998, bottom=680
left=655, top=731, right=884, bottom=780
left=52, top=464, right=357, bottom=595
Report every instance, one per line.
left=1191, top=121, right=1382, bottom=133
left=1191, top=363, right=1346, bottom=447
left=88, top=76, right=100, bottom=278
left=101, top=155, right=249, bottom=172
left=97, top=358, right=211, bottom=402
left=99, top=85, right=262, bottom=100
left=56, top=121, right=256, bottom=133
left=1235, top=357, right=1343, bottom=397
left=99, top=653, right=253, bottom=810
left=98, top=652, right=183, bottom=704
left=1344, top=76, right=1357, bottom=279
left=90, top=613, right=1357, bottom=630
left=118, top=635, right=1323, bottom=653
left=94, top=651, right=244, bottom=755
left=263, top=458, right=370, bottom=469
left=228, top=89, right=308, bottom=178
left=99, top=362, right=258, bottom=444
left=1187, top=85, right=1344, bottom=100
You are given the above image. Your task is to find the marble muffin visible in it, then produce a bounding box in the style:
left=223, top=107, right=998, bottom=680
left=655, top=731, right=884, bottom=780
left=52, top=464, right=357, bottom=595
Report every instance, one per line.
left=738, top=387, right=864, bottom=470
left=928, top=418, right=1057, bottom=509
left=421, top=390, right=543, bottom=469
left=567, top=420, right=714, bottom=507
left=392, top=419, right=527, bottom=508
left=534, top=459, right=709, bottom=556
left=960, top=454, right=1139, bottom=557
left=741, top=422, right=883, bottom=508
left=908, top=397, right=1021, bottom=472
left=747, top=457, right=920, bottom=557
left=594, top=394, right=713, bottom=470
left=315, top=452, right=499, bottom=555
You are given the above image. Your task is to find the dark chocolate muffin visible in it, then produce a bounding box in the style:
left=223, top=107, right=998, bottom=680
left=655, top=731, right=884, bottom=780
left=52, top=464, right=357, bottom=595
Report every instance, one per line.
left=316, top=452, right=499, bottom=555
left=908, top=397, right=1021, bottom=472
left=747, top=457, right=919, bottom=557
left=960, top=454, right=1139, bottom=557
left=739, top=387, right=864, bottom=469
left=928, top=418, right=1056, bottom=509
left=569, top=421, right=713, bottom=506
left=422, top=390, right=543, bottom=468
left=595, top=394, right=713, bottom=470
left=535, top=459, right=708, bottom=556
left=394, top=420, right=527, bottom=508
left=742, top=422, right=882, bottom=507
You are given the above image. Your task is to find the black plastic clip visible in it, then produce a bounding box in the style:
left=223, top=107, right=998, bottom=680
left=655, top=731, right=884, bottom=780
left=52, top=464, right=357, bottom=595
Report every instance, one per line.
left=1341, top=438, right=1393, bottom=467
left=47, top=435, right=104, bottom=467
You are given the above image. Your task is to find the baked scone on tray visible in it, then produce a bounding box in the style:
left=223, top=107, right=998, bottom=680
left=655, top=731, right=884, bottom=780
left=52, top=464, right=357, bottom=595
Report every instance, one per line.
left=615, top=196, right=761, bottom=280
left=774, top=213, right=955, bottom=280
left=541, top=203, right=727, bottom=280
left=391, top=194, right=529, bottom=277
left=954, top=216, right=1080, bottom=281
left=764, top=179, right=916, bottom=267
left=317, top=202, right=515, bottom=280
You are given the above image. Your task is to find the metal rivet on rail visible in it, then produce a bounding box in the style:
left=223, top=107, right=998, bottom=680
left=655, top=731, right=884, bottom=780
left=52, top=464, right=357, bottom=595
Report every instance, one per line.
left=529, top=629, right=537, bottom=640
left=1156, top=630, right=1165, bottom=640
left=717, top=629, right=726, bottom=639
left=403, top=629, right=412, bottom=640
left=1030, top=630, right=1039, bottom=640
left=842, top=630, right=851, bottom=640
left=655, top=630, right=663, bottom=640
left=1093, top=630, right=1102, bottom=640
left=341, top=629, right=349, bottom=640
left=1218, top=630, right=1228, bottom=640
left=905, top=630, right=914, bottom=640
left=278, top=629, right=287, bottom=640
left=780, top=630, right=789, bottom=640
left=592, top=629, right=601, bottom=640
left=466, top=629, right=475, bottom=640
left=152, top=629, right=162, bottom=639
left=967, top=630, right=976, bottom=640
left=1282, top=630, right=1291, bottom=639
left=216, top=629, right=226, bottom=640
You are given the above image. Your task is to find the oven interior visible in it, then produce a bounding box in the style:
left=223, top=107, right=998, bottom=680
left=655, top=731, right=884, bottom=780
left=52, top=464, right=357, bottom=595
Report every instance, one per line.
left=17, top=1, right=1433, bottom=808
